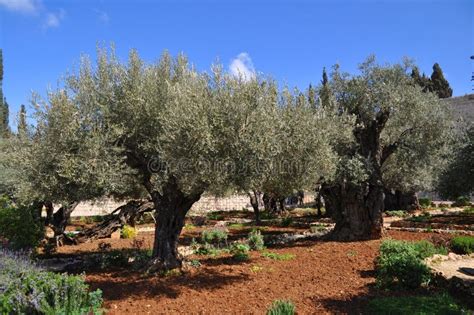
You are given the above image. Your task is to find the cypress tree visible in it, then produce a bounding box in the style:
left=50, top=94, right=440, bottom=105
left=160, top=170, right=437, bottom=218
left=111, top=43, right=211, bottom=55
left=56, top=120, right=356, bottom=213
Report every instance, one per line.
left=18, top=104, right=27, bottom=136
left=307, top=84, right=317, bottom=109
left=430, top=63, right=453, bottom=98
left=0, top=49, right=10, bottom=137
left=319, top=67, right=331, bottom=108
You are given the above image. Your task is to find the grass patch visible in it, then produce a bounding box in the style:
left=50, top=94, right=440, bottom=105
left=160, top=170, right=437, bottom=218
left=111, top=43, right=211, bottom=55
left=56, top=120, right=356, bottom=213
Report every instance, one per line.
left=366, top=293, right=467, bottom=314
left=266, top=300, right=295, bottom=315
left=385, top=210, right=408, bottom=217
left=451, top=235, right=474, bottom=254
left=262, top=251, right=295, bottom=261
left=228, top=223, right=245, bottom=229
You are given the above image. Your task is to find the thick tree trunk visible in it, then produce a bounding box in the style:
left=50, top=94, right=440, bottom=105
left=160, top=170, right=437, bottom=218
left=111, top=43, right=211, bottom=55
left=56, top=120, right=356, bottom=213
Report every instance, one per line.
left=324, top=113, right=389, bottom=241
left=278, top=197, right=286, bottom=213
left=76, top=200, right=154, bottom=243
left=44, top=201, right=54, bottom=226
left=384, top=189, right=420, bottom=211
left=263, top=192, right=278, bottom=213
left=248, top=191, right=261, bottom=225
left=48, top=201, right=79, bottom=246
left=148, top=180, right=203, bottom=272
left=50, top=202, right=79, bottom=237
left=325, top=182, right=383, bottom=241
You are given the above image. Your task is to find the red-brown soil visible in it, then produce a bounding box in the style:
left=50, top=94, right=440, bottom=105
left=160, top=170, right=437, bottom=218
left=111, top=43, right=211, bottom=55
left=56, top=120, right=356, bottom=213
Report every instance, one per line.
left=55, top=228, right=452, bottom=314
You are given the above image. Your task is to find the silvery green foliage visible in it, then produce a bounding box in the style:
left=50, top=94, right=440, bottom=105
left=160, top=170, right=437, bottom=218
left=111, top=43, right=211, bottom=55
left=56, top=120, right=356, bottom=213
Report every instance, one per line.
left=220, top=71, right=339, bottom=197
left=328, top=57, right=451, bottom=189
left=10, top=89, right=130, bottom=205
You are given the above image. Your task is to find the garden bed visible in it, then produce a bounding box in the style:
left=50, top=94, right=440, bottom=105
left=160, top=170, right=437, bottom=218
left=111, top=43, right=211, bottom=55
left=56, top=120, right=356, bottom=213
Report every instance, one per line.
left=42, top=228, right=465, bottom=314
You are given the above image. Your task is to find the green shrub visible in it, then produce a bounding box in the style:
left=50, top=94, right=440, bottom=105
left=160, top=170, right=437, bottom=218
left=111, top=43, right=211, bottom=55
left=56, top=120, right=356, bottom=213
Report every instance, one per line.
left=409, top=213, right=431, bottom=222
left=0, top=196, right=44, bottom=250
left=463, top=206, right=474, bottom=214
left=0, top=249, right=102, bottom=314
left=230, top=242, right=250, bottom=261
left=452, top=196, right=471, bottom=207
left=376, top=240, right=432, bottom=289
left=247, top=229, right=265, bottom=251
left=280, top=216, right=293, bottom=227
left=366, top=293, right=466, bottom=314
left=451, top=236, right=474, bottom=254
left=262, top=251, right=295, bottom=261
left=419, top=197, right=431, bottom=208
left=201, top=228, right=228, bottom=246
left=121, top=225, right=137, bottom=239
left=206, top=211, right=224, bottom=220
left=266, top=300, right=295, bottom=315
left=412, top=240, right=448, bottom=258
left=385, top=210, right=407, bottom=217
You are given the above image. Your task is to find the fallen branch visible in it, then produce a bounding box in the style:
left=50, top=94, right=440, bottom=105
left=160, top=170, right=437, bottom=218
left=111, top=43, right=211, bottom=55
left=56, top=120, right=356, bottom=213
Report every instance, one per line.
left=75, top=200, right=155, bottom=243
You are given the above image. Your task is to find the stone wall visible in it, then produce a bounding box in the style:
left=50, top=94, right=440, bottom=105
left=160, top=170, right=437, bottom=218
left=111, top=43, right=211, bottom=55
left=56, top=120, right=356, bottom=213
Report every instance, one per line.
left=69, top=192, right=316, bottom=217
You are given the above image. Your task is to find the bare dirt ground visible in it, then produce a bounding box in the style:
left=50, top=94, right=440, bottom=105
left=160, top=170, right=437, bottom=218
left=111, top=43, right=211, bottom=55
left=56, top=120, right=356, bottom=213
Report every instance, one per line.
left=54, top=226, right=453, bottom=314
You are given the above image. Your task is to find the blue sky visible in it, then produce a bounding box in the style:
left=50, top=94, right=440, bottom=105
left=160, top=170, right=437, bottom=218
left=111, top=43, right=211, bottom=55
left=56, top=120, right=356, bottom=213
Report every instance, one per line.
left=0, top=0, right=472, bottom=129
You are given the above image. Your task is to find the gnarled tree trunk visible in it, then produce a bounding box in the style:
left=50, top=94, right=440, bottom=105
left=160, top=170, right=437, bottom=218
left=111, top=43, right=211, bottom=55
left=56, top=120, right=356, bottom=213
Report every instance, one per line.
left=50, top=201, right=79, bottom=237
left=248, top=190, right=261, bottom=225
left=76, top=200, right=154, bottom=243
left=323, top=112, right=389, bottom=241
left=148, top=179, right=204, bottom=272
left=384, top=189, right=420, bottom=211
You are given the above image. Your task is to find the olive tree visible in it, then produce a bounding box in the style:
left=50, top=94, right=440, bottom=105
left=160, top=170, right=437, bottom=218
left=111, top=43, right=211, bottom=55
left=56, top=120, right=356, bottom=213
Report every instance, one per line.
left=229, top=82, right=337, bottom=223
left=39, top=49, right=295, bottom=269
left=9, top=89, right=127, bottom=240
left=321, top=57, right=450, bottom=240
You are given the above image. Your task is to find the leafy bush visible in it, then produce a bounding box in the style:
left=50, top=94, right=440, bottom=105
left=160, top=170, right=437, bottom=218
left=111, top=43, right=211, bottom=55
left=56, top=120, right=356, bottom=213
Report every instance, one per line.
left=376, top=240, right=432, bottom=289
left=247, top=229, right=265, bottom=251
left=266, top=300, right=295, bottom=315
left=409, top=212, right=431, bottom=222
left=366, top=293, right=466, bottom=315
left=206, top=211, right=224, bottom=220
left=201, top=228, right=228, bottom=246
left=0, top=196, right=44, bottom=250
left=452, top=196, right=471, bottom=207
left=419, top=197, right=431, bottom=208
left=280, top=216, right=293, bottom=227
left=451, top=236, right=474, bottom=254
left=230, top=242, right=250, bottom=261
left=385, top=210, right=407, bottom=217
left=413, top=240, right=448, bottom=258
left=0, top=249, right=102, bottom=314
left=262, top=251, right=295, bottom=261
left=121, top=225, right=137, bottom=239
left=463, top=206, right=474, bottom=214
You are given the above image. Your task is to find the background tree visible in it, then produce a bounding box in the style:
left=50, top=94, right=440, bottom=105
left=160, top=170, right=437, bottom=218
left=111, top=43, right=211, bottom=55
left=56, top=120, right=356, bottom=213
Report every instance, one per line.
left=0, top=49, right=10, bottom=138
left=437, top=125, right=474, bottom=199
left=18, top=104, right=28, bottom=137
left=430, top=63, right=453, bottom=98
left=320, top=57, right=450, bottom=240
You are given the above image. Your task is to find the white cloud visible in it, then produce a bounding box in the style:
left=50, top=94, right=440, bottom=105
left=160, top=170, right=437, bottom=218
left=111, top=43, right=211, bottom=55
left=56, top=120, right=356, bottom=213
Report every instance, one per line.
left=44, top=8, right=65, bottom=29
left=0, top=0, right=40, bottom=14
left=94, top=9, right=110, bottom=24
left=229, top=52, right=256, bottom=82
